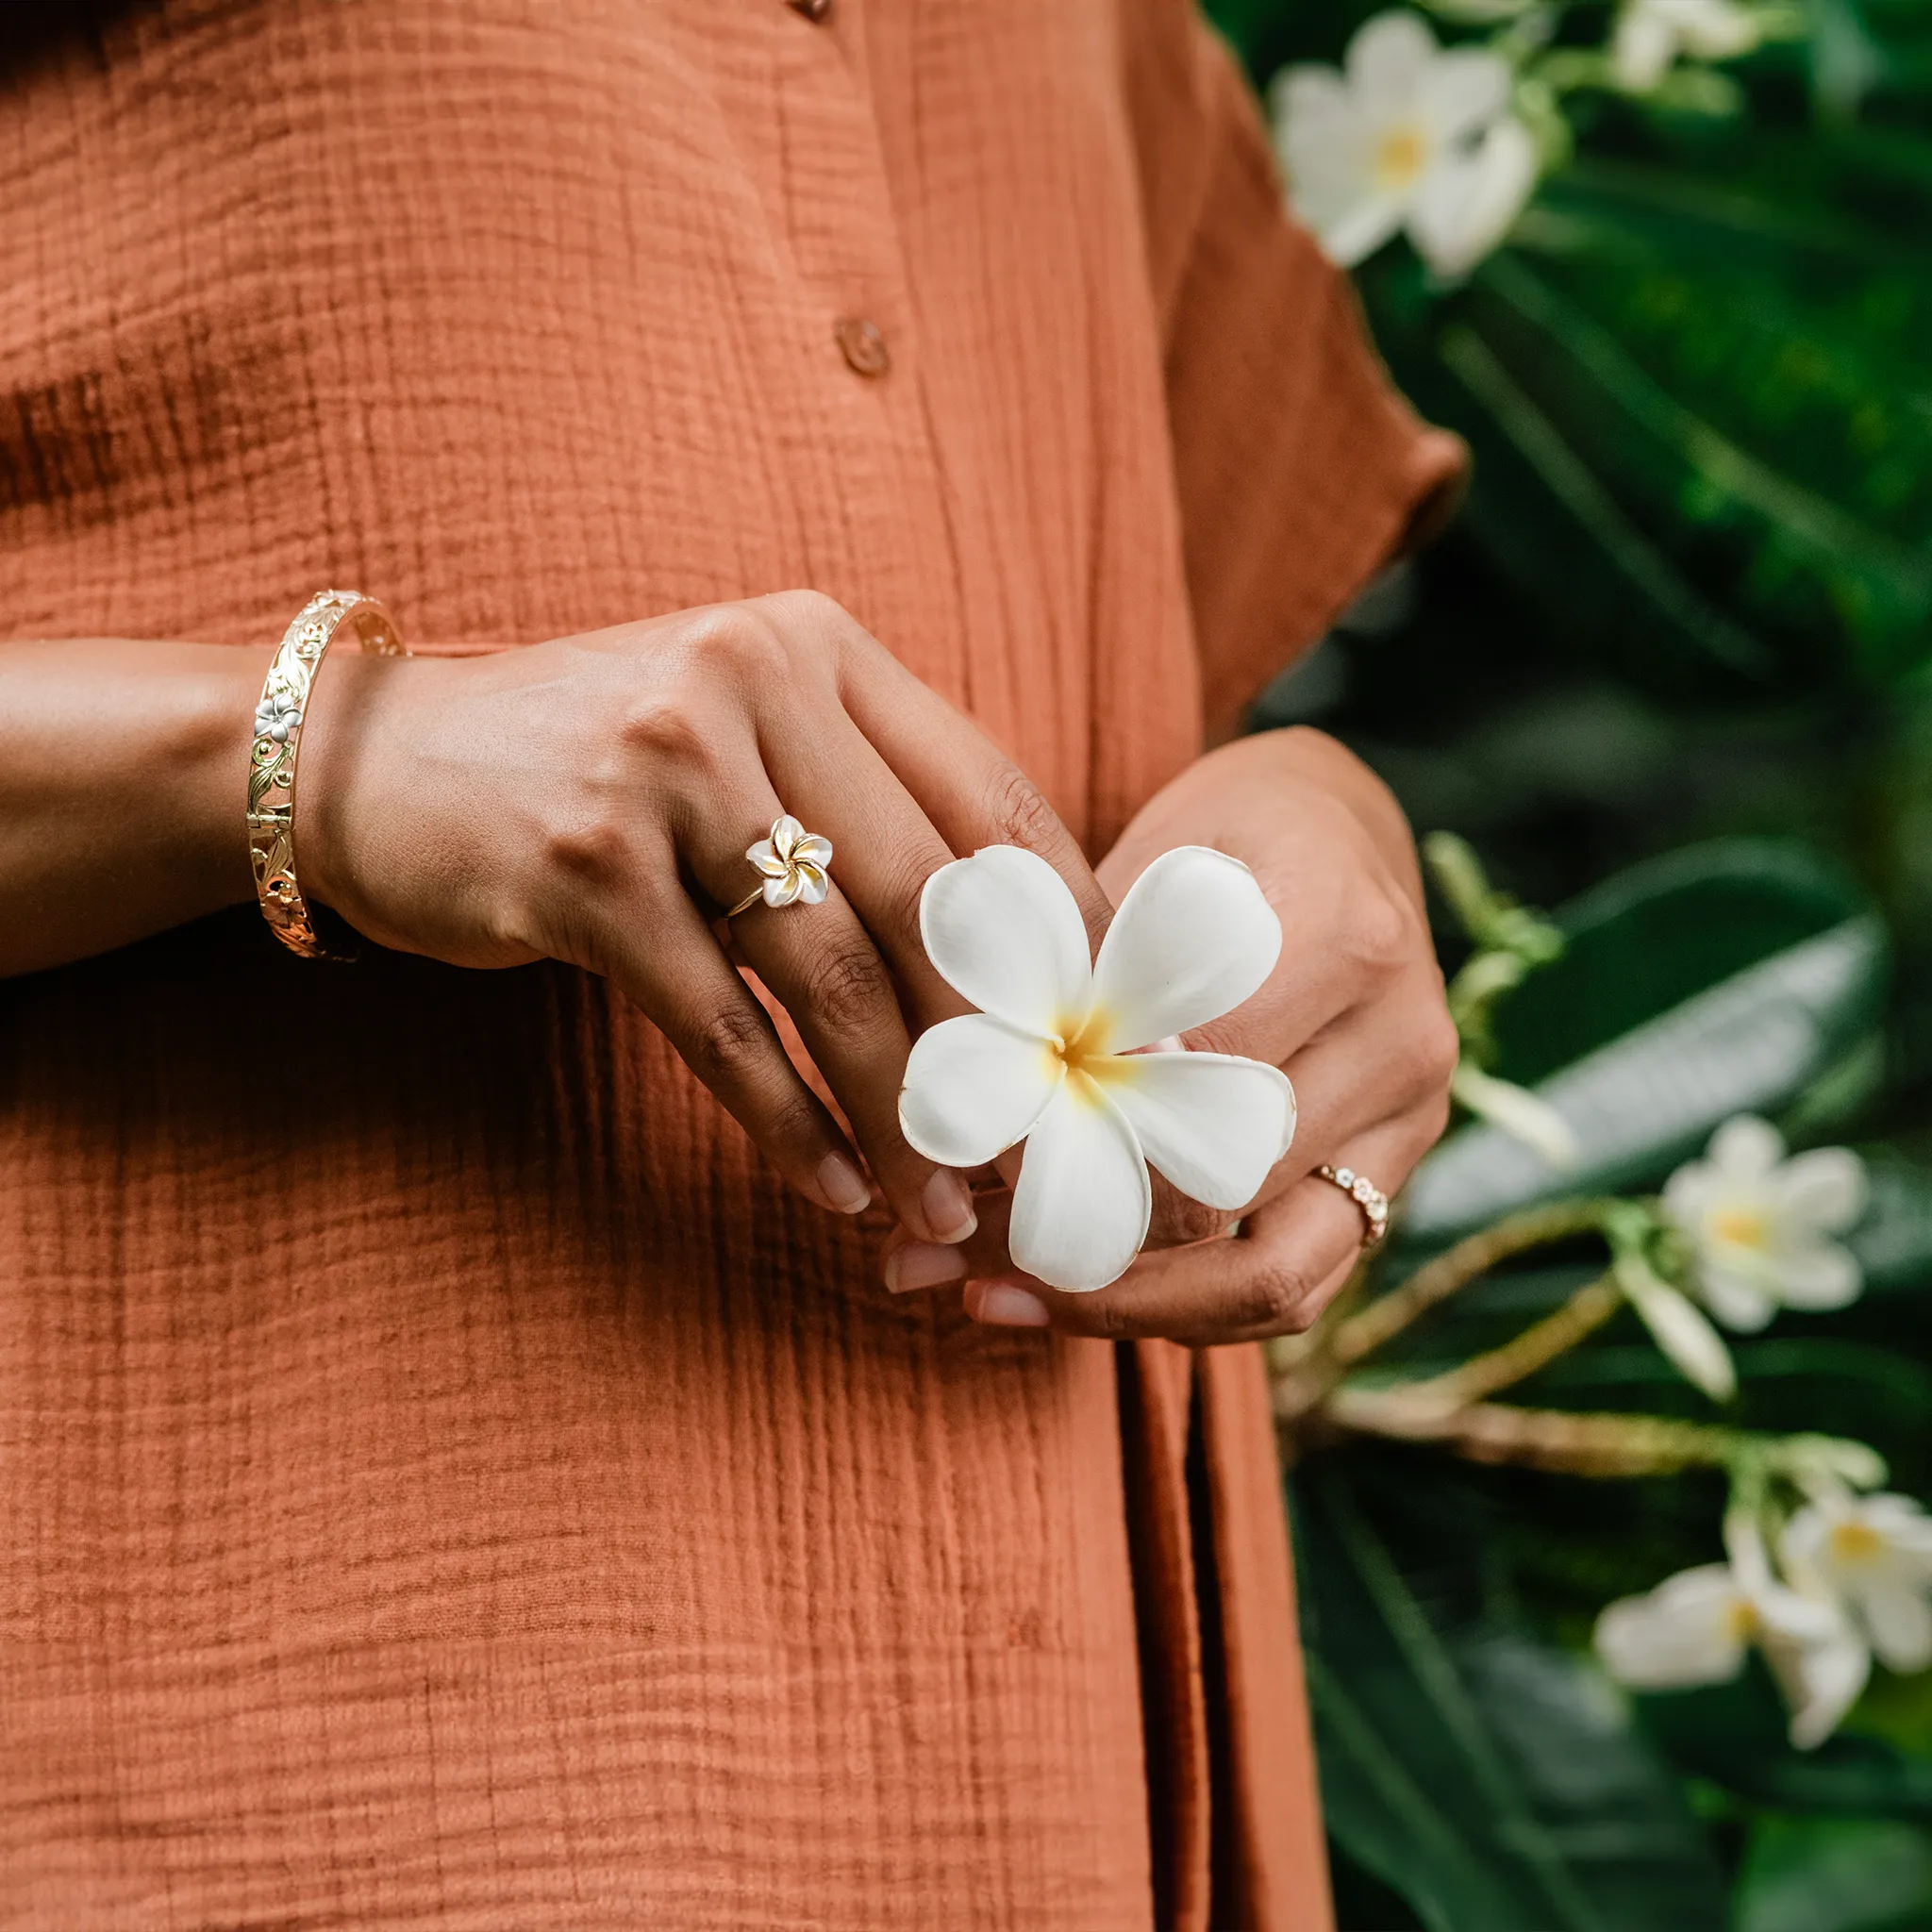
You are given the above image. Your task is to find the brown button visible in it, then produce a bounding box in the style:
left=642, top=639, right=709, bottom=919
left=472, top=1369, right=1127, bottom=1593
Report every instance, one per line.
left=834, top=315, right=891, bottom=377
left=788, top=0, right=833, bottom=19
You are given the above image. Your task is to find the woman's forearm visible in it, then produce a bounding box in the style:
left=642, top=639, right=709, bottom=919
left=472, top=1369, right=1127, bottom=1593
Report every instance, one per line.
left=0, top=639, right=259, bottom=976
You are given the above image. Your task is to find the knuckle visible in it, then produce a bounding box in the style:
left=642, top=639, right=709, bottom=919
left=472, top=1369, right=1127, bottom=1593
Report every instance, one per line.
left=983, top=762, right=1062, bottom=855
left=1344, top=883, right=1414, bottom=976
left=541, top=811, right=634, bottom=892
left=1411, top=997, right=1462, bottom=1098
left=798, top=939, right=895, bottom=1038
left=686, top=999, right=774, bottom=1088
left=682, top=605, right=790, bottom=685
left=754, top=587, right=848, bottom=637
left=1235, top=1261, right=1317, bottom=1334
left=1159, top=1194, right=1229, bottom=1248
left=616, top=696, right=711, bottom=770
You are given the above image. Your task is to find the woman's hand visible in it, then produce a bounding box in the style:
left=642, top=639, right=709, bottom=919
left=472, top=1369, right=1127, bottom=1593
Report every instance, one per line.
left=878, top=727, right=1458, bottom=1339
left=300, top=591, right=1111, bottom=1243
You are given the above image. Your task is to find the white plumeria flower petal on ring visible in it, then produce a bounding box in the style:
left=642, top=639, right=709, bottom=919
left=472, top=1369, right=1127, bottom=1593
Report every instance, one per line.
left=746, top=814, right=833, bottom=909
left=1661, top=1116, right=1869, bottom=1333
left=900, top=845, right=1293, bottom=1292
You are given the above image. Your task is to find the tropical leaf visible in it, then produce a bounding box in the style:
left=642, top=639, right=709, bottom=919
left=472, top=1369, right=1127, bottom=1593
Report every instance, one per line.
left=1733, top=1817, right=1932, bottom=1932
left=1402, top=841, right=1886, bottom=1242
left=1294, top=1471, right=1728, bottom=1931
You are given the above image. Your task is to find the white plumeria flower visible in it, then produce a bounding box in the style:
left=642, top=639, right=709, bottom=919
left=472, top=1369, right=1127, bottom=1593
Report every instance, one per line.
left=898, top=846, right=1295, bottom=1292
left=1596, top=1527, right=1870, bottom=1748
left=255, top=689, right=303, bottom=745
left=1661, top=1117, right=1868, bottom=1333
left=1612, top=0, right=1762, bottom=92
left=1271, top=9, right=1540, bottom=277
left=744, top=814, right=833, bottom=910
left=1783, top=1491, right=1932, bottom=1674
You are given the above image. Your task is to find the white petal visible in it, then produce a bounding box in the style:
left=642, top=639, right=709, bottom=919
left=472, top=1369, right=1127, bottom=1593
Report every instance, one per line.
left=1766, top=1241, right=1861, bottom=1311
left=1693, top=1263, right=1777, bottom=1333
left=1451, top=1063, right=1578, bottom=1169
left=747, top=839, right=788, bottom=878
left=1407, top=116, right=1538, bottom=278
left=1594, top=1566, right=1747, bottom=1689
left=1008, top=1075, right=1152, bottom=1292
left=1768, top=1624, right=1870, bottom=1751
left=1089, top=847, right=1282, bottom=1055
left=899, top=1013, right=1062, bottom=1169
left=1778, top=1147, right=1869, bottom=1234
left=764, top=871, right=804, bottom=909
left=1710, top=1115, right=1785, bottom=1179
left=792, top=863, right=831, bottom=908
left=1347, top=9, right=1436, bottom=114
left=1612, top=9, right=1676, bottom=90
left=1091, top=1051, right=1295, bottom=1212
left=1678, top=0, right=1760, bottom=58
left=1854, top=1574, right=1932, bottom=1674
left=919, top=846, right=1092, bottom=1039
left=770, top=814, right=805, bottom=862
left=1315, top=192, right=1410, bottom=269
left=1417, top=47, right=1512, bottom=143
left=791, top=832, right=834, bottom=869
left=1626, top=1275, right=1737, bottom=1400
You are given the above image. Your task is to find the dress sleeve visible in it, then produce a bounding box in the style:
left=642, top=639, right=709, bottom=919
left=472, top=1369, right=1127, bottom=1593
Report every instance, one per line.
left=1123, top=2, right=1468, bottom=738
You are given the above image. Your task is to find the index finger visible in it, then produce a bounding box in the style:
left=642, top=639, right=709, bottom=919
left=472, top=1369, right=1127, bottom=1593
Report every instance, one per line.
left=828, top=622, right=1114, bottom=950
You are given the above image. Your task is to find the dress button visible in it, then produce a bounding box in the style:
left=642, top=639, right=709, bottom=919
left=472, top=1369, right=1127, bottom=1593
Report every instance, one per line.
left=834, top=316, right=891, bottom=377
left=788, top=0, right=833, bottom=19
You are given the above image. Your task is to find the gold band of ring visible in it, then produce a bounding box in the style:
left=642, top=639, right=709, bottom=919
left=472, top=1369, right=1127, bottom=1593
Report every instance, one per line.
left=247, top=591, right=408, bottom=960
left=1317, top=1162, right=1391, bottom=1248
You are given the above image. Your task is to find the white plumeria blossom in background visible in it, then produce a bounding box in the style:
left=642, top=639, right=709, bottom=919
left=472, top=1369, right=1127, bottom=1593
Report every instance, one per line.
left=1661, top=1116, right=1869, bottom=1332
left=1595, top=1522, right=1871, bottom=1748
left=1784, top=1491, right=1932, bottom=1674
left=1612, top=0, right=1763, bottom=92
left=1615, top=1246, right=1738, bottom=1402
left=745, top=814, right=833, bottom=909
left=898, top=845, right=1294, bottom=1293
left=1271, top=9, right=1539, bottom=277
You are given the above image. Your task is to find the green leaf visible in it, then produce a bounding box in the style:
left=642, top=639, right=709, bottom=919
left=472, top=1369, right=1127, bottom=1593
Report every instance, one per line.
left=1401, top=841, right=1888, bottom=1244
left=1733, top=1816, right=1932, bottom=1932
left=1638, top=1665, right=1932, bottom=1819
left=1296, top=1471, right=1728, bottom=1931
left=1851, top=1155, right=1932, bottom=1296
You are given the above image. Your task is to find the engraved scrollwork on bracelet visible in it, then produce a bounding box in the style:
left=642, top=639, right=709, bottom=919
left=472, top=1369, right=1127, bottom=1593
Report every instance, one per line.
left=246, top=590, right=408, bottom=960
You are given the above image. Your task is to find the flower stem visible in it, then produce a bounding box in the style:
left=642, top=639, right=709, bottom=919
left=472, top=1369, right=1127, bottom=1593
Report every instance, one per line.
left=1393, top=1271, right=1624, bottom=1411
left=1324, top=1199, right=1619, bottom=1372
left=1310, top=1388, right=1755, bottom=1476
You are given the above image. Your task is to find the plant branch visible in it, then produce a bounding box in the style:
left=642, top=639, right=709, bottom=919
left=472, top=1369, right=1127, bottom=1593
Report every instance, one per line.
left=1309, top=1387, right=1755, bottom=1476
left=1324, top=1199, right=1617, bottom=1374
left=1395, top=1272, right=1624, bottom=1410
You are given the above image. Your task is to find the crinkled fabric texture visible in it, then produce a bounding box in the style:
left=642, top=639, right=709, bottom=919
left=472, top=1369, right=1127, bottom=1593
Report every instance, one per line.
left=0, top=2, right=1461, bottom=1925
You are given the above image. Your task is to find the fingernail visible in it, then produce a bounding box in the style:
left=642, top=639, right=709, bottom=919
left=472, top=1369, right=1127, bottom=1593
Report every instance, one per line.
left=884, top=1241, right=968, bottom=1294
left=966, top=1281, right=1050, bottom=1328
left=921, top=1169, right=977, bottom=1243
left=816, top=1153, right=873, bottom=1215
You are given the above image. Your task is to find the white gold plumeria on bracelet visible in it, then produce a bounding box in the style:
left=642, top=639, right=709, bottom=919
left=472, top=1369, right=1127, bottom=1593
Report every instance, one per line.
left=1317, top=1162, right=1390, bottom=1249
left=726, top=814, right=834, bottom=918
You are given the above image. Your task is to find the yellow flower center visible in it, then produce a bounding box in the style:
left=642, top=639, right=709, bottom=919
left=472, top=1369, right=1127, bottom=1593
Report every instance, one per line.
left=1710, top=1206, right=1772, bottom=1250
left=1724, top=1597, right=1760, bottom=1642
left=1374, top=125, right=1428, bottom=192
left=1830, top=1520, right=1883, bottom=1564
left=1047, top=1010, right=1120, bottom=1100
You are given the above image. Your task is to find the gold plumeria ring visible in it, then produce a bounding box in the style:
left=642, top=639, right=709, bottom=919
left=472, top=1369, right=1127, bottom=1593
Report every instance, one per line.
left=1317, top=1162, right=1391, bottom=1249
left=726, top=815, right=835, bottom=918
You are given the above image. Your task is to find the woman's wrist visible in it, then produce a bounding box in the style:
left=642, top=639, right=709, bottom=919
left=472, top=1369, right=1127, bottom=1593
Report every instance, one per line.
left=0, top=638, right=263, bottom=975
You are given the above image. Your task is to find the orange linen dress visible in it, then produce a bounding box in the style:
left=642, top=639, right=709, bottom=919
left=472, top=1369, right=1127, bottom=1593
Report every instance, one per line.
left=0, top=2, right=1460, bottom=1925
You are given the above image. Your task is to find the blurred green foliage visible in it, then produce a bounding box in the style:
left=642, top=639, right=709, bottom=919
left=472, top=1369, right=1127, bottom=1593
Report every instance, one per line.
left=1210, top=0, right=1932, bottom=1922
